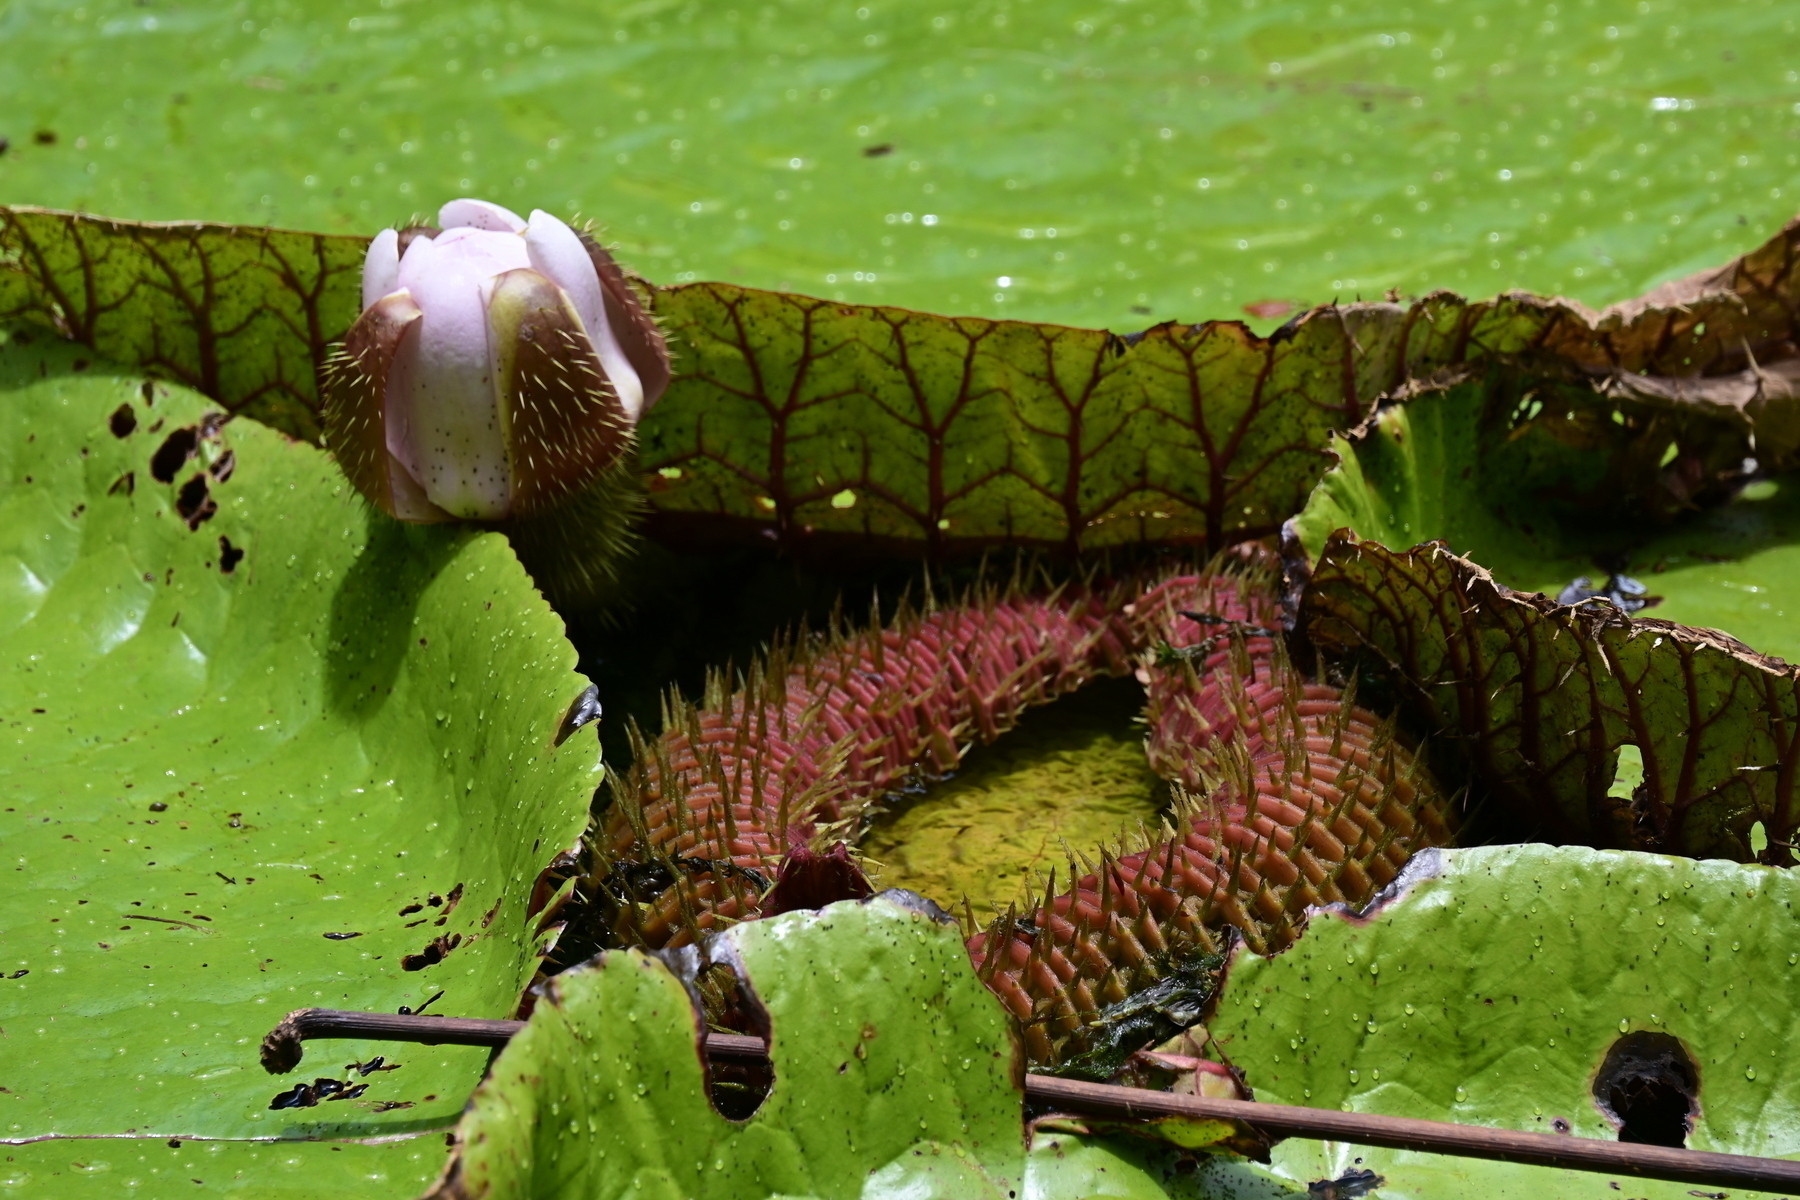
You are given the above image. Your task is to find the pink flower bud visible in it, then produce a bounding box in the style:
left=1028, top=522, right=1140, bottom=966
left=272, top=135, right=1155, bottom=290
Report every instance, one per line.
left=324, top=199, right=670, bottom=522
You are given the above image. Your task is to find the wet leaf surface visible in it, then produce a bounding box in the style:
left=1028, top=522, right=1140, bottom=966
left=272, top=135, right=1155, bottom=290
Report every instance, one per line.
left=0, top=1138, right=448, bottom=1198
left=1209, top=845, right=1800, bottom=1199
left=0, top=334, right=595, bottom=1176
left=436, top=895, right=1217, bottom=1200
left=4, top=0, right=1798, bottom=330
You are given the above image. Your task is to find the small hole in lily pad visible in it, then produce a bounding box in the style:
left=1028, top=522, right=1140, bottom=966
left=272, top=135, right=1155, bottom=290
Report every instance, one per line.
left=149, top=426, right=199, bottom=484
left=1593, top=1031, right=1699, bottom=1147
left=176, top=475, right=216, bottom=530
left=696, top=962, right=775, bottom=1122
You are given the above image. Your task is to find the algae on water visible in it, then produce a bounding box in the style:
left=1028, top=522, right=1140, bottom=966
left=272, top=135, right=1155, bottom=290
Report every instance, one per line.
left=860, top=679, right=1167, bottom=913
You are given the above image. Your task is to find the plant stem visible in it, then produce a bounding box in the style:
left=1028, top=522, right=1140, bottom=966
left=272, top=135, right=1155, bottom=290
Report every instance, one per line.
left=262, top=1007, right=1800, bottom=1193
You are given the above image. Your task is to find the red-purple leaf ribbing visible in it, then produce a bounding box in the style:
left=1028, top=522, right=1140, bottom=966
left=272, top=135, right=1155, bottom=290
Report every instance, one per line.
left=10, top=205, right=1800, bottom=563
left=1302, top=533, right=1800, bottom=863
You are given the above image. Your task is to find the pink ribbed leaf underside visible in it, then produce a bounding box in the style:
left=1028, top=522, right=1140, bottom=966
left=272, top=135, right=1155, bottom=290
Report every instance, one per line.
left=1302, top=534, right=1800, bottom=863
left=6, top=205, right=1800, bottom=560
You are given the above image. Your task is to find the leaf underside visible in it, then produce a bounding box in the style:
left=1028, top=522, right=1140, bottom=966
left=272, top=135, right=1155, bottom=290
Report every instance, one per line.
left=1301, top=534, right=1800, bottom=862
left=7, top=204, right=1800, bottom=565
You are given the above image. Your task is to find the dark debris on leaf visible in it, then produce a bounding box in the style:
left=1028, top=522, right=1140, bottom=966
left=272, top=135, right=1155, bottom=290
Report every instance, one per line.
left=271, top=1077, right=368, bottom=1107
left=1557, top=572, right=1659, bottom=614
left=397, top=990, right=444, bottom=1016
left=346, top=1055, right=399, bottom=1076
left=553, top=684, right=603, bottom=747
left=1041, top=951, right=1224, bottom=1083
left=1308, top=1168, right=1386, bottom=1199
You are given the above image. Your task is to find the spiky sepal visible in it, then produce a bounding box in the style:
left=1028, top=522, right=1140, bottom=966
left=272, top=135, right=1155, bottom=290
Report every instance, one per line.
left=497, top=444, right=647, bottom=614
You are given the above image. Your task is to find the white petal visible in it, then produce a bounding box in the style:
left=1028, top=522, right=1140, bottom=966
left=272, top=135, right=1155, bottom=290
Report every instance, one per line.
left=361, top=227, right=401, bottom=312
left=438, top=197, right=527, bottom=233
left=526, top=209, right=646, bottom=420
left=522, top=211, right=604, bottom=337
left=394, top=225, right=439, bottom=288
left=424, top=226, right=532, bottom=278
left=387, top=235, right=514, bottom=519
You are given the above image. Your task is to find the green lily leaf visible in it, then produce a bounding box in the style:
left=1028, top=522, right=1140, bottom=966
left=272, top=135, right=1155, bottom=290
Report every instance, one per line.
left=1208, top=844, right=1800, bottom=1200
left=5, top=0, right=1798, bottom=330
left=0, top=332, right=597, bottom=1188
left=434, top=894, right=1229, bottom=1200
left=0, top=1140, right=454, bottom=1198
left=1300, top=530, right=1799, bottom=861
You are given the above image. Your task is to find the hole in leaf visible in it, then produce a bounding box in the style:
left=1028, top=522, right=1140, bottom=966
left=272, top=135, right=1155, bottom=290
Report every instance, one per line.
left=176, top=475, right=216, bottom=529
left=217, top=536, right=244, bottom=572
left=149, top=426, right=199, bottom=484
left=401, top=933, right=462, bottom=971
left=690, top=959, right=774, bottom=1122
left=1593, top=1031, right=1699, bottom=1147
left=108, top=404, right=137, bottom=437
left=1606, top=744, right=1645, bottom=802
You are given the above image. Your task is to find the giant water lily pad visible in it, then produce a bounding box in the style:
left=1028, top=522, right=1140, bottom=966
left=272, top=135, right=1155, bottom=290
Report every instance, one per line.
left=4, top=0, right=1797, bottom=329
left=435, top=894, right=1267, bottom=1200
left=1208, top=844, right=1800, bottom=1199
left=0, top=332, right=597, bottom=1188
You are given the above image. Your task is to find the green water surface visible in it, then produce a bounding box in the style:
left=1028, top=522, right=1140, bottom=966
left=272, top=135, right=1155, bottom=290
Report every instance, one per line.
left=859, top=678, right=1166, bottom=912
